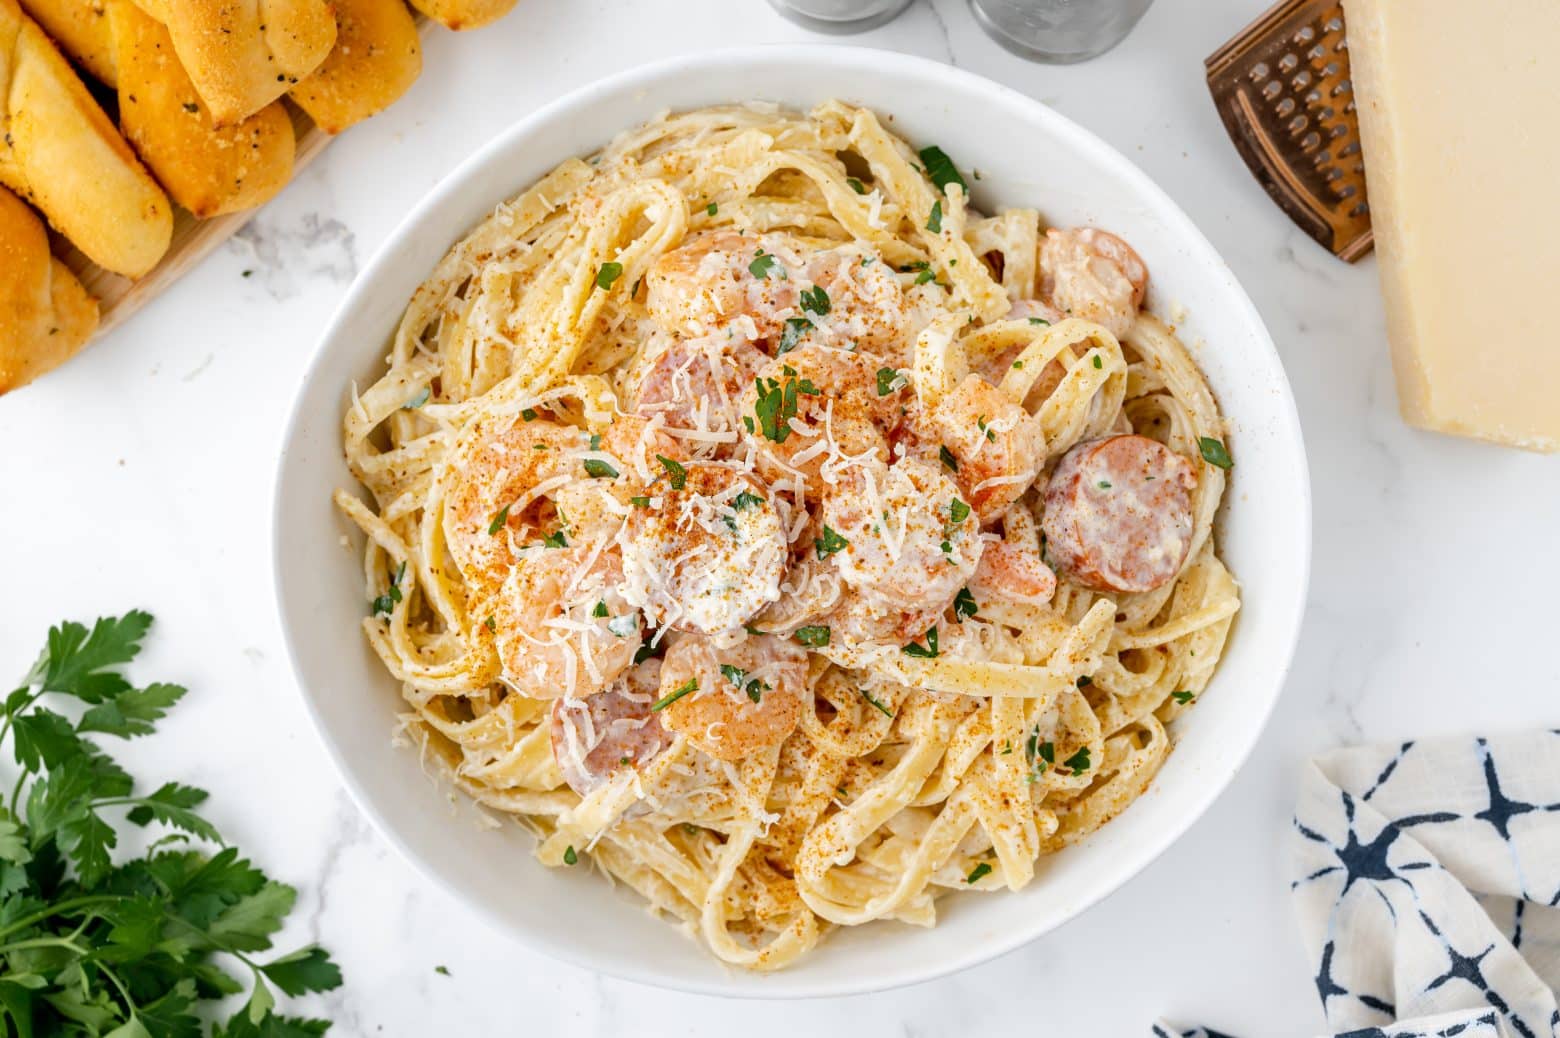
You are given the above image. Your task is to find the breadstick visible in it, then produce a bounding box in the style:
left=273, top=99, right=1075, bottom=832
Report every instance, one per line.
left=0, top=187, right=98, bottom=393
left=291, top=0, right=421, bottom=134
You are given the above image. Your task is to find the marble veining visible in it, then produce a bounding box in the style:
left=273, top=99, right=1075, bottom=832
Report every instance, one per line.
left=1, top=1, right=1557, bottom=1035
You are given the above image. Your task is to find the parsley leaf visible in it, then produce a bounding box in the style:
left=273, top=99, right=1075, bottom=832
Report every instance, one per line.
left=953, top=587, right=979, bottom=621
left=876, top=367, right=905, bottom=396
left=965, top=861, right=992, bottom=884
left=595, top=261, right=623, bottom=291
left=732, top=490, right=765, bottom=511
left=487, top=505, right=510, bottom=536
left=914, top=268, right=937, bottom=285
left=778, top=316, right=811, bottom=354
left=926, top=200, right=943, bottom=234
left=799, top=284, right=830, bottom=316
left=1199, top=437, right=1233, bottom=470
left=901, top=626, right=939, bottom=658
left=1063, top=747, right=1092, bottom=774
left=582, top=458, right=618, bottom=479
left=542, top=530, right=569, bottom=549
left=563, top=846, right=577, bottom=866
left=918, top=145, right=967, bottom=194
left=794, top=626, right=830, bottom=647
left=705, top=202, right=717, bottom=216
left=748, top=249, right=781, bottom=280
left=814, top=525, right=849, bottom=559
left=845, top=177, right=867, bottom=195
left=948, top=499, right=970, bottom=524
left=938, top=445, right=958, bottom=472
left=1171, top=690, right=1195, bottom=705
left=1028, top=316, right=1050, bottom=327
left=656, top=455, right=687, bottom=490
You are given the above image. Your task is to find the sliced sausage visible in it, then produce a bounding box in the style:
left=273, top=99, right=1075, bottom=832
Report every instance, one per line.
left=1041, top=434, right=1196, bottom=594
left=550, top=661, right=674, bottom=796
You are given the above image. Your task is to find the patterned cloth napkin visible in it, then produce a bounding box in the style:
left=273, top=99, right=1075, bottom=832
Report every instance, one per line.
left=1155, top=731, right=1560, bottom=1038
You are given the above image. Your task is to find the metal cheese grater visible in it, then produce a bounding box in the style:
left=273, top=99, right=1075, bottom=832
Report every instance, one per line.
left=1205, top=0, right=1372, bottom=261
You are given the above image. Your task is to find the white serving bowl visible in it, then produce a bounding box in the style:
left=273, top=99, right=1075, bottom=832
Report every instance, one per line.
left=273, top=45, right=1311, bottom=998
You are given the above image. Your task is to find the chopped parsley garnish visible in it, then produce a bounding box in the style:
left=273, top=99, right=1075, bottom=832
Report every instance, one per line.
left=914, top=268, right=937, bottom=285
left=403, top=386, right=430, bottom=409
left=484, top=615, right=496, bottom=632
left=706, top=201, right=718, bottom=216
left=1171, top=690, right=1195, bottom=704
left=563, top=845, right=578, bottom=865
left=487, top=504, right=511, bottom=536
left=607, top=614, right=639, bottom=638
left=794, top=625, right=830, bottom=647
left=732, top=490, right=765, bottom=510
left=779, top=316, right=811, bottom=354
left=1012, top=360, right=1024, bottom=370
left=901, top=626, right=939, bottom=658
left=926, top=199, right=943, bottom=233
left=938, top=444, right=959, bottom=472
left=1199, top=436, right=1234, bottom=470
left=965, top=862, right=992, bottom=884
left=877, top=367, right=905, bottom=396
left=595, top=261, right=623, bottom=291
left=1076, top=675, right=1093, bottom=688
left=1097, top=480, right=1112, bottom=490
left=1027, top=316, right=1050, bottom=326
left=592, top=600, right=608, bottom=618
left=815, top=524, right=849, bottom=559
left=799, top=284, right=830, bottom=316
left=371, top=561, right=407, bottom=616
left=752, top=368, right=820, bottom=444
left=977, top=415, right=995, bottom=442
left=1092, top=354, right=1103, bottom=369
left=435, top=965, right=451, bottom=976
left=1063, top=747, right=1092, bottom=774
left=953, top=586, right=979, bottom=621
left=720, top=664, right=769, bottom=703
left=846, top=177, right=867, bottom=194
left=651, top=678, right=698, bottom=711
left=918, top=145, right=967, bottom=194
left=542, top=530, right=569, bottom=549
left=657, top=454, right=687, bottom=490
left=583, top=458, right=619, bottom=479
left=859, top=687, right=894, bottom=717
left=749, top=249, right=781, bottom=280
left=521, top=407, right=538, bottom=421
left=949, top=498, right=971, bottom=524
left=631, top=495, right=651, bottom=508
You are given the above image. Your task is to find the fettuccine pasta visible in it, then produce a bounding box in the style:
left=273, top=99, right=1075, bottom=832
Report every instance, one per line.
left=335, top=101, right=1240, bottom=970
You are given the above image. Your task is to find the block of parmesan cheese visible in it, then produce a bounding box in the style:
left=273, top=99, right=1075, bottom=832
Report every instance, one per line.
left=1342, top=0, right=1560, bottom=452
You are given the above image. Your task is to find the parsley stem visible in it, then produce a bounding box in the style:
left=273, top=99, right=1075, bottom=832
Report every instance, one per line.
left=0, top=935, right=90, bottom=956
left=0, top=895, right=125, bottom=941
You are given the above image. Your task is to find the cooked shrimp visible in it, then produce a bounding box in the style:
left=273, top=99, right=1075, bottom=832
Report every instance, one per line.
left=626, top=331, right=766, bottom=439
left=1038, top=227, right=1148, bottom=340
left=927, top=374, right=1046, bottom=524
left=443, top=417, right=584, bottom=595
left=820, top=455, right=980, bottom=616
left=619, top=462, right=787, bottom=636
left=647, top=230, right=806, bottom=341
left=970, top=540, right=1056, bottom=606
left=647, top=231, right=909, bottom=360
left=742, top=344, right=891, bottom=489
left=550, top=659, right=674, bottom=796
left=492, top=542, right=642, bottom=699
left=655, top=633, right=808, bottom=761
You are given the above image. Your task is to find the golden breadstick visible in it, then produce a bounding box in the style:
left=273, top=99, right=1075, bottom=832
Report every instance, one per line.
left=132, top=0, right=336, bottom=125
left=0, top=0, right=171, bottom=278
left=0, top=187, right=99, bottom=393
left=17, top=0, right=116, bottom=84
left=291, top=0, right=421, bottom=134
left=405, top=0, right=514, bottom=31
left=111, top=0, right=294, bottom=217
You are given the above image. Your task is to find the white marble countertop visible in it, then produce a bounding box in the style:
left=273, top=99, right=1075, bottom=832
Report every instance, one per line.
left=3, top=0, right=1557, bottom=1034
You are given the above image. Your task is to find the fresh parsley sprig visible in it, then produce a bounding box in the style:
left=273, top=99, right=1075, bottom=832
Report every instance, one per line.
left=0, top=611, right=341, bottom=1036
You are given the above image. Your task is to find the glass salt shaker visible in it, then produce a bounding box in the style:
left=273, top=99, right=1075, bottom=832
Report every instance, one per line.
left=766, top=0, right=915, bottom=34
left=969, top=0, right=1156, bottom=64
